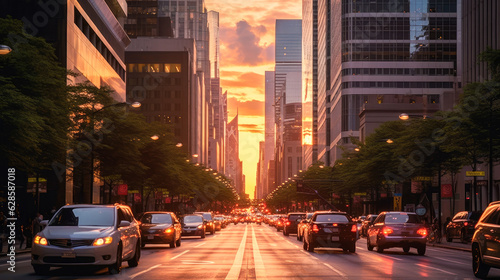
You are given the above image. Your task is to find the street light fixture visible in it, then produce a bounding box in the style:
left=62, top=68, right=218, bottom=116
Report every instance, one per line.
left=151, top=135, right=159, bottom=141
left=0, top=45, right=12, bottom=55
left=386, top=139, right=394, bottom=144
left=399, top=113, right=409, bottom=120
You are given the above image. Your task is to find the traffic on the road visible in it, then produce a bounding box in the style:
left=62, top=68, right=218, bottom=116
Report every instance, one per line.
left=2, top=204, right=500, bottom=279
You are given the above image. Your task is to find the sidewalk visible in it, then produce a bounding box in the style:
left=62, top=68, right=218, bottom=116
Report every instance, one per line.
left=0, top=239, right=32, bottom=257
left=428, top=239, right=472, bottom=252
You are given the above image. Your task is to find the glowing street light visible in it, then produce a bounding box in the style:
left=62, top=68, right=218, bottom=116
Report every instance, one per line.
left=151, top=135, right=159, bottom=141
left=0, top=45, right=12, bottom=55
left=399, top=113, right=409, bottom=120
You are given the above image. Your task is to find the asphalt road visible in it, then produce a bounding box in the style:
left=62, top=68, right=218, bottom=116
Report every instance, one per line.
left=0, top=223, right=496, bottom=279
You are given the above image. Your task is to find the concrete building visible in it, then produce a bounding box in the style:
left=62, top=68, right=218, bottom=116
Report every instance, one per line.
left=319, top=0, right=461, bottom=164
left=0, top=0, right=130, bottom=206
left=226, top=114, right=243, bottom=194
left=264, top=71, right=276, bottom=195
left=125, top=0, right=173, bottom=37
left=275, top=19, right=303, bottom=186
left=302, top=0, right=319, bottom=169
left=126, top=38, right=202, bottom=160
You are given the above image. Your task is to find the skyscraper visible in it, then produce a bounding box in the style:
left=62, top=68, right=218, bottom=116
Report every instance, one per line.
left=264, top=71, right=276, bottom=195
left=319, top=0, right=461, bottom=164
left=275, top=19, right=302, bottom=185
left=226, top=114, right=243, bottom=194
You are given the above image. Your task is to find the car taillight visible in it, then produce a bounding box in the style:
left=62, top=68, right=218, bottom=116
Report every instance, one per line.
left=382, top=227, right=393, bottom=235
left=417, top=228, right=428, bottom=236
left=332, top=223, right=338, bottom=227
left=464, top=222, right=469, bottom=227
left=312, top=224, right=320, bottom=232
left=165, top=228, right=174, bottom=234
left=285, top=221, right=291, bottom=226
left=351, top=225, right=357, bottom=232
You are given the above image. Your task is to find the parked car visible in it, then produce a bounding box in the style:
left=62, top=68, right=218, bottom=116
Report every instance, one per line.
left=366, top=211, right=427, bottom=255
left=360, top=214, right=378, bottom=237
left=182, top=214, right=206, bottom=238
left=283, top=212, right=306, bottom=236
left=194, top=212, right=215, bottom=234
left=302, top=211, right=357, bottom=253
left=472, top=201, right=500, bottom=278
left=139, top=212, right=182, bottom=248
left=31, top=204, right=141, bottom=275
left=297, top=213, right=314, bottom=241
left=446, top=211, right=483, bottom=243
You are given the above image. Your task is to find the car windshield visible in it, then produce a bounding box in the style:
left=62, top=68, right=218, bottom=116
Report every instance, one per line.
left=49, top=207, right=114, bottom=227
left=384, top=213, right=420, bottom=224
left=141, top=213, right=172, bottom=224
left=315, top=214, right=349, bottom=223
left=289, top=214, right=305, bottom=221
left=202, top=214, right=212, bottom=220
left=469, top=211, right=483, bottom=220
left=184, top=216, right=203, bottom=223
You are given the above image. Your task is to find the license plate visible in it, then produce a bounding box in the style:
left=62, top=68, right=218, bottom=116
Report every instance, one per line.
left=61, top=252, right=76, bottom=258
left=402, top=232, right=409, bottom=236
left=331, top=236, right=339, bottom=241
left=185, top=230, right=191, bottom=233
left=148, top=235, right=154, bottom=239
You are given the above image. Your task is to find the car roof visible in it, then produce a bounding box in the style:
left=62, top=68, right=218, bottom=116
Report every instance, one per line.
left=142, top=211, right=174, bottom=214
left=313, top=211, right=348, bottom=215
left=288, top=212, right=306, bottom=215
left=61, top=204, right=117, bottom=208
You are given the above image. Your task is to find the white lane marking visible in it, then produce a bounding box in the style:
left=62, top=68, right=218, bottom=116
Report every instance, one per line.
left=433, top=257, right=468, bottom=266
left=213, top=235, right=218, bottom=238
left=323, top=263, right=348, bottom=278
left=300, top=250, right=319, bottom=260
left=252, top=225, right=266, bottom=279
left=270, top=243, right=277, bottom=247
left=181, top=260, right=214, bottom=264
left=380, top=254, right=403, bottom=261
left=130, top=264, right=162, bottom=279
left=0, top=259, right=30, bottom=267
left=225, top=225, right=248, bottom=280
left=195, top=242, right=206, bottom=248
left=170, top=250, right=190, bottom=260
left=417, top=263, right=457, bottom=275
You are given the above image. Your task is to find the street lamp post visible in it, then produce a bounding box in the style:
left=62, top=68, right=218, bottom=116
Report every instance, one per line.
left=88, top=101, right=140, bottom=204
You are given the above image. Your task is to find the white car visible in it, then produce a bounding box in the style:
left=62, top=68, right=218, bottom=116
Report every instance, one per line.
left=31, top=204, right=141, bottom=275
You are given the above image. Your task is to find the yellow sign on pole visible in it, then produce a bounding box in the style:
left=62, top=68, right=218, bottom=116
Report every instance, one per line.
left=394, top=196, right=402, bottom=211
left=466, top=171, right=485, bottom=177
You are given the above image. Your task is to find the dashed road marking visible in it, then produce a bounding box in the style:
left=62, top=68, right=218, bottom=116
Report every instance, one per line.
left=170, top=250, right=190, bottom=260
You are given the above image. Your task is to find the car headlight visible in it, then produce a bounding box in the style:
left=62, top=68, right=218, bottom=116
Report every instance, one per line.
left=165, top=227, right=174, bottom=234
left=34, top=235, right=48, bottom=246
left=197, top=225, right=203, bottom=229
left=93, top=237, right=113, bottom=246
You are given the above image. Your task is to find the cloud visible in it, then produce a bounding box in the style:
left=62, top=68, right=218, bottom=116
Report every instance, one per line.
left=227, top=98, right=264, bottom=117
left=221, top=20, right=274, bottom=66
left=222, top=72, right=265, bottom=90
left=239, top=124, right=264, bottom=134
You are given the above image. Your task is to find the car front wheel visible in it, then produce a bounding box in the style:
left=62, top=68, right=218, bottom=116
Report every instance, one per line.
left=473, top=244, right=490, bottom=278
left=367, top=238, right=374, bottom=251
left=109, top=245, right=122, bottom=274
left=417, top=245, right=426, bottom=256
left=128, top=241, right=141, bottom=267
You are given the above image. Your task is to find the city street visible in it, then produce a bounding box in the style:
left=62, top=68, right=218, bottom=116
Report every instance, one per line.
left=0, top=223, right=492, bottom=279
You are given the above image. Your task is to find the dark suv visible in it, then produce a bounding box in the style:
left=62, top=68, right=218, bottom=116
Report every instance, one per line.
left=194, top=212, right=215, bottom=235
left=283, top=212, right=306, bottom=236
left=472, top=201, right=500, bottom=278
left=446, top=211, right=483, bottom=243
left=302, top=211, right=357, bottom=253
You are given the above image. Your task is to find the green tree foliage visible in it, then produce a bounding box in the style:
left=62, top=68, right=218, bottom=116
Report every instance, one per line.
left=0, top=17, right=69, bottom=172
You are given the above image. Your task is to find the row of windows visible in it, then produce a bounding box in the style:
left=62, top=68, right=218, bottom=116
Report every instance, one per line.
left=128, top=6, right=158, bottom=15
left=127, top=63, right=182, bottom=73
left=342, top=0, right=456, bottom=14
left=129, top=90, right=184, bottom=99
left=128, top=76, right=182, bottom=87
left=342, top=68, right=455, bottom=76
left=342, top=81, right=454, bottom=89
left=343, top=43, right=456, bottom=62
left=74, top=8, right=125, bottom=81
left=142, top=103, right=182, bottom=112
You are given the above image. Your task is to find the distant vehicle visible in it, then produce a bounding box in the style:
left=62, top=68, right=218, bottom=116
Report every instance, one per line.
left=31, top=204, right=141, bottom=275
left=361, top=214, right=378, bottom=237
left=283, top=212, right=306, bottom=236
left=446, top=211, right=483, bottom=243
left=472, top=201, right=500, bottom=278
left=182, top=214, right=206, bottom=238
left=367, top=211, right=427, bottom=255
left=302, top=211, right=357, bottom=253
left=194, top=212, right=215, bottom=234
left=139, top=212, right=182, bottom=248
left=297, top=213, right=314, bottom=241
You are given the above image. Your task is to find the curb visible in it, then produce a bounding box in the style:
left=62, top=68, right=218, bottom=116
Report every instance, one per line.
left=428, top=243, right=471, bottom=252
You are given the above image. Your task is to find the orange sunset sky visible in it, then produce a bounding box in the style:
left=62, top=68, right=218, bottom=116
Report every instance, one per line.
left=205, top=0, right=302, bottom=199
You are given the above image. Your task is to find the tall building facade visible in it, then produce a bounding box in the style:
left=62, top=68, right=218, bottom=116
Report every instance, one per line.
left=126, top=38, right=202, bottom=158
left=0, top=0, right=130, bottom=206
left=275, top=19, right=303, bottom=185
left=462, top=0, right=500, bottom=84
left=125, top=0, right=173, bottom=37
left=302, top=0, right=319, bottom=170
left=226, top=115, right=243, bottom=194
left=256, top=141, right=266, bottom=199
left=320, top=0, right=461, bottom=164
left=264, top=71, right=276, bottom=195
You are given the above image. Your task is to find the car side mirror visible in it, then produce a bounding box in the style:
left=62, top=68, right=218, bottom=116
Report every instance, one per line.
left=40, top=220, right=48, bottom=227
left=118, top=220, right=131, bottom=228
